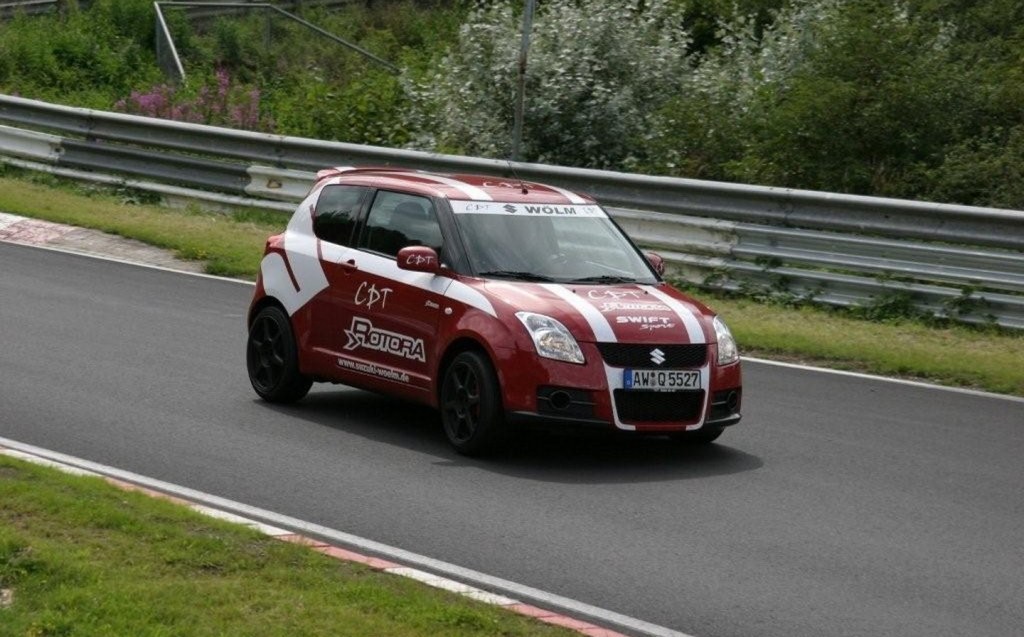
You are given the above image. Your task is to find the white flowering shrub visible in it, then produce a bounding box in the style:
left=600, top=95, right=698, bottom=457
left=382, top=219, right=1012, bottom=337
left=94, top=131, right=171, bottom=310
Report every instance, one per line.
left=403, top=0, right=690, bottom=169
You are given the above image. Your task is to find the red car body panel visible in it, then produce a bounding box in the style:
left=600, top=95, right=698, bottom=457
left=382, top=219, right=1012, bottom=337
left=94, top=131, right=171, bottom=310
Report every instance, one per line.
left=249, top=168, right=742, bottom=433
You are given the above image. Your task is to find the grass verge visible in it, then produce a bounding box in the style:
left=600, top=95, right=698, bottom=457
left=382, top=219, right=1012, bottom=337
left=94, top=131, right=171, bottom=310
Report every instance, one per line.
left=1, top=169, right=1021, bottom=397
left=0, top=455, right=572, bottom=637
left=0, top=173, right=284, bottom=278
left=703, top=295, right=1024, bottom=395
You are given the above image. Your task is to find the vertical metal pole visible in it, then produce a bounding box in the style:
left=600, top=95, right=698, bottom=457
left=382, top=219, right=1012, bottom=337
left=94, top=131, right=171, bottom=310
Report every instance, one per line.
left=511, top=0, right=536, bottom=162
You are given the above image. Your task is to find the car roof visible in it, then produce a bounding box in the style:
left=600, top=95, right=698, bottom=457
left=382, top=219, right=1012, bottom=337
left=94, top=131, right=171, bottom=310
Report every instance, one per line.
left=314, top=167, right=596, bottom=204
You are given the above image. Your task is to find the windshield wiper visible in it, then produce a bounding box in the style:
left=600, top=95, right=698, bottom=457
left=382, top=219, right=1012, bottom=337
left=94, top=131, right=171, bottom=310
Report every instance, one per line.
left=477, top=270, right=557, bottom=282
left=570, top=275, right=640, bottom=284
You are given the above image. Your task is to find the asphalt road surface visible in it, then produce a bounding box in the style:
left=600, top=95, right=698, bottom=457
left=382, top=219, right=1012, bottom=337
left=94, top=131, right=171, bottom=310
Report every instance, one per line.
left=2, top=241, right=1022, bottom=637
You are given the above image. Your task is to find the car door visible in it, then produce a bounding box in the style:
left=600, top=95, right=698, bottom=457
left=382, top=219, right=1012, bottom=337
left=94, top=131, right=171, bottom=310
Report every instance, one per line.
left=306, top=184, right=371, bottom=373
left=337, top=189, right=446, bottom=398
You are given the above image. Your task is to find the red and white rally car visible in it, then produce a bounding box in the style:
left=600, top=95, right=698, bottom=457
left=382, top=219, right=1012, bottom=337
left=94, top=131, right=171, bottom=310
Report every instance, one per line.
left=246, top=167, right=742, bottom=455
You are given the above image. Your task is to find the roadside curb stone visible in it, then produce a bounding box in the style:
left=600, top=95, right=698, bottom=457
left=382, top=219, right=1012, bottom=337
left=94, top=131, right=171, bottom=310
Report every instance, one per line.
left=0, top=212, right=205, bottom=273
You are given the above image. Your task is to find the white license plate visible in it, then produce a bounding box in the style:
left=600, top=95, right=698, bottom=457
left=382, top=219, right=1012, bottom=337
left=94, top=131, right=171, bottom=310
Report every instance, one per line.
left=623, top=369, right=701, bottom=391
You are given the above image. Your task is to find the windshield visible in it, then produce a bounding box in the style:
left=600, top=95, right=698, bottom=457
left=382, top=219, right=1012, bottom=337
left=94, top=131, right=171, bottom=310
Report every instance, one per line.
left=449, top=201, right=658, bottom=284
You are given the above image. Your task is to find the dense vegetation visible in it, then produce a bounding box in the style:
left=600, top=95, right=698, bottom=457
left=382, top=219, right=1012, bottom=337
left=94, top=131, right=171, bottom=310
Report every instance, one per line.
left=2, top=0, right=1024, bottom=208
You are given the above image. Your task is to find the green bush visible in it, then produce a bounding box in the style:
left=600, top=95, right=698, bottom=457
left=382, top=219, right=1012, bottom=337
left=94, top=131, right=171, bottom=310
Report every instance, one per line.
left=0, top=1, right=159, bottom=105
left=643, top=1, right=978, bottom=194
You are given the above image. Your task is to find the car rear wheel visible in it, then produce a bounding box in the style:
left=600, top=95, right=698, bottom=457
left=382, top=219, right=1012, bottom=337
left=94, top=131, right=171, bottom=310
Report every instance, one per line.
left=247, top=305, right=312, bottom=403
left=440, top=351, right=507, bottom=456
left=670, top=426, right=724, bottom=445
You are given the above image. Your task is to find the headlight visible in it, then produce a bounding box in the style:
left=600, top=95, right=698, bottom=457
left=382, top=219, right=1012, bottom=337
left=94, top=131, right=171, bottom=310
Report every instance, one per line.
left=713, top=316, right=739, bottom=365
left=515, top=312, right=585, bottom=364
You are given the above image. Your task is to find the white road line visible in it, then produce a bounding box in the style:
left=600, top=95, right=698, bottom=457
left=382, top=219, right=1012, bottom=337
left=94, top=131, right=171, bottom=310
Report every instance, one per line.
left=3, top=238, right=1019, bottom=404
left=0, top=435, right=696, bottom=637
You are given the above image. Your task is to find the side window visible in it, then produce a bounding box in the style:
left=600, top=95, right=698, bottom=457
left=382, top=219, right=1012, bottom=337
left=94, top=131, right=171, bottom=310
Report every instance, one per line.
left=313, top=185, right=368, bottom=246
left=359, top=191, right=443, bottom=258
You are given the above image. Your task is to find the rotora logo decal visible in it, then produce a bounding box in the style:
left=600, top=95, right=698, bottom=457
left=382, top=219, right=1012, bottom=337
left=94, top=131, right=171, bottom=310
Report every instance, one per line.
left=344, top=317, right=426, bottom=362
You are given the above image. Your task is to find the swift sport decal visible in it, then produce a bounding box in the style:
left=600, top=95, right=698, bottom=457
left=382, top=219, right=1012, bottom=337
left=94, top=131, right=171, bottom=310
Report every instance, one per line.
left=344, top=317, right=426, bottom=362
left=641, top=322, right=676, bottom=331
left=615, top=316, right=675, bottom=327
left=449, top=201, right=606, bottom=217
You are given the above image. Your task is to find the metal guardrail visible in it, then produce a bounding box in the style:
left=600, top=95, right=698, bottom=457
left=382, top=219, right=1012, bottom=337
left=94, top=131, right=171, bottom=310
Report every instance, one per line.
left=2, top=94, right=1023, bottom=328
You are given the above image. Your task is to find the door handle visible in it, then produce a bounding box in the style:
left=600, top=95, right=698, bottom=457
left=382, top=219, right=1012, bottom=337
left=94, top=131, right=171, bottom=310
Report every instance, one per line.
left=341, top=258, right=358, bottom=273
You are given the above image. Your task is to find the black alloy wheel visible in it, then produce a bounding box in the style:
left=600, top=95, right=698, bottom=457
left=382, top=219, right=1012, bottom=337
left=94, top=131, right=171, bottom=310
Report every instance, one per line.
left=246, top=305, right=312, bottom=403
left=440, top=350, right=507, bottom=455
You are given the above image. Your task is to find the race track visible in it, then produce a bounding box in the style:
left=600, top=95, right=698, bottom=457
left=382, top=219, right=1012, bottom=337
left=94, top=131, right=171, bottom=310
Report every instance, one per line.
left=1, top=241, right=1021, bottom=637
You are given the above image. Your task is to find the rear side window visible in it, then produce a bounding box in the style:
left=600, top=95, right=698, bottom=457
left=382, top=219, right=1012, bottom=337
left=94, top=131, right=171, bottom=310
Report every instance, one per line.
left=359, top=191, right=442, bottom=257
left=313, top=185, right=368, bottom=246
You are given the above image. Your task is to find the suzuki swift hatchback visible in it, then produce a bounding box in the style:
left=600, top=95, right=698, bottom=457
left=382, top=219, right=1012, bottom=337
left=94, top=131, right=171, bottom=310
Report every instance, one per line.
left=247, top=167, right=742, bottom=455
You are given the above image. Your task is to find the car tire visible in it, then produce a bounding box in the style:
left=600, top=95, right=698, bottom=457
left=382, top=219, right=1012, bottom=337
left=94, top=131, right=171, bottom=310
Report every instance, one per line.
left=440, top=350, right=507, bottom=456
left=246, top=305, right=312, bottom=403
left=669, top=426, right=724, bottom=445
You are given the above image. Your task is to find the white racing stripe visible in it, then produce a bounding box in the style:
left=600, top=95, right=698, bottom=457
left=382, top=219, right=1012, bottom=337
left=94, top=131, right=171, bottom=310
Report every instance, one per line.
left=321, top=245, right=496, bottom=318
left=541, top=284, right=616, bottom=343
left=392, top=172, right=492, bottom=201
left=641, top=286, right=705, bottom=344
left=261, top=202, right=328, bottom=316
left=542, top=183, right=588, bottom=204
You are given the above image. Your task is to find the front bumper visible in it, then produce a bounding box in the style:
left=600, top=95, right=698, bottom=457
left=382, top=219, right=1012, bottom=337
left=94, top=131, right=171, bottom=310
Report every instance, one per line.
left=494, top=342, right=742, bottom=432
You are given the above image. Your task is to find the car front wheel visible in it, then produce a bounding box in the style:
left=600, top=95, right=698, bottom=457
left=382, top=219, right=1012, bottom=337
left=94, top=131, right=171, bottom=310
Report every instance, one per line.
left=440, top=350, right=507, bottom=456
left=246, top=305, right=312, bottom=403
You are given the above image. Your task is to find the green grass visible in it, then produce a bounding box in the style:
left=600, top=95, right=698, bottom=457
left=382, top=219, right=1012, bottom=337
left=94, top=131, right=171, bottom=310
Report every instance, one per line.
left=0, top=455, right=572, bottom=637
left=706, top=295, right=1024, bottom=395
left=1, top=169, right=1021, bottom=397
left=0, top=172, right=284, bottom=278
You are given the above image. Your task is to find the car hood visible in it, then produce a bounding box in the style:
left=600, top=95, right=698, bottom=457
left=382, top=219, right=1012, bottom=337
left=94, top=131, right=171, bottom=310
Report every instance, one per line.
left=473, top=281, right=712, bottom=344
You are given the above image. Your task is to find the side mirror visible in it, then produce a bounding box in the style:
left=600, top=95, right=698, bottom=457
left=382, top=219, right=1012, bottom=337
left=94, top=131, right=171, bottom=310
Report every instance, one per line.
left=397, top=246, right=440, bottom=273
left=645, top=251, right=666, bottom=276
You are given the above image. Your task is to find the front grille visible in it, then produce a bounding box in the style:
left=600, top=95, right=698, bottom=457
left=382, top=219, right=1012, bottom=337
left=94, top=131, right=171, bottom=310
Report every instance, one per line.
left=597, top=343, right=707, bottom=368
left=613, top=389, right=704, bottom=422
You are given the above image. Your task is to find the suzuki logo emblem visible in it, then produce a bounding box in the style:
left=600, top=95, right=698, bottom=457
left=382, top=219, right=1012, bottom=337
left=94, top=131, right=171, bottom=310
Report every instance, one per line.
left=650, top=348, right=666, bottom=365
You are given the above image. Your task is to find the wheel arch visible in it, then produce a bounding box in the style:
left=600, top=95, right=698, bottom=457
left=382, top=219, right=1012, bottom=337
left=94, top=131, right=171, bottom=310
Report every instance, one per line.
left=248, top=295, right=288, bottom=328
left=435, top=336, right=495, bottom=406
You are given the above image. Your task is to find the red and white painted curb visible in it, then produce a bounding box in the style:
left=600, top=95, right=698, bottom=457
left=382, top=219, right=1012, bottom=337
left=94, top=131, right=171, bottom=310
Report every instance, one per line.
left=0, top=441, right=640, bottom=637
left=0, top=211, right=79, bottom=243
